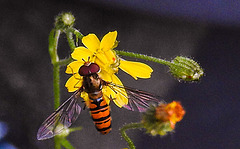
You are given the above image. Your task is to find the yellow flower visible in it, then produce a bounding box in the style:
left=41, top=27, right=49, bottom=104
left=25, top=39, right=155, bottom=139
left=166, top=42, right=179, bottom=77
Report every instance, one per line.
left=65, top=31, right=153, bottom=108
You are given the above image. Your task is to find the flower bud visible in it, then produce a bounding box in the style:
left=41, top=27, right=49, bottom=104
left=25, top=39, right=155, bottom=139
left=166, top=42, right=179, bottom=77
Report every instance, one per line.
left=141, top=101, right=185, bottom=136
left=55, top=12, right=75, bottom=31
left=169, top=56, right=204, bottom=81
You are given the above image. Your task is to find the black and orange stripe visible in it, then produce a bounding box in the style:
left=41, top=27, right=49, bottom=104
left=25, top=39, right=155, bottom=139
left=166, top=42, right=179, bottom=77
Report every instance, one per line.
left=89, top=96, right=112, bottom=134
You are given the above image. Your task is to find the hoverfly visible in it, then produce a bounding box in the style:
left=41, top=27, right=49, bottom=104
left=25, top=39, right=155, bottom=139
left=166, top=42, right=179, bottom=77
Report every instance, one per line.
left=37, top=62, right=160, bottom=140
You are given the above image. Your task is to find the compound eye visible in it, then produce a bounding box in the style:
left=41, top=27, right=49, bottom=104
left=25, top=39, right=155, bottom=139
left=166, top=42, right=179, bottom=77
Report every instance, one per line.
left=79, top=65, right=88, bottom=76
left=89, top=63, right=100, bottom=74
left=78, top=63, right=100, bottom=76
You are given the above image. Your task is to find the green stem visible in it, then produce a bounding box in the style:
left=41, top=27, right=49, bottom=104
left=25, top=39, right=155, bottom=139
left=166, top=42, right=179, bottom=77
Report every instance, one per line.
left=49, top=29, right=62, bottom=149
left=67, top=28, right=84, bottom=40
left=49, top=29, right=62, bottom=110
left=61, top=138, right=75, bottom=149
left=65, top=27, right=84, bottom=52
left=49, top=30, right=61, bottom=64
left=66, top=29, right=76, bottom=52
left=115, top=50, right=172, bottom=66
left=120, top=123, right=144, bottom=149
left=53, top=64, right=60, bottom=109
left=54, top=136, right=62, bottom=149
left=48, top=29, right=55, bottom=59
left=72, top=28, right=84, bottom=40
left=56, top=57, right=73, bottom=66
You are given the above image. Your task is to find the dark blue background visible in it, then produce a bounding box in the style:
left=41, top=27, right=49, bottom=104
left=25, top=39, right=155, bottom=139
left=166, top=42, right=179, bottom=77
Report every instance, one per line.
left=0, top=0, right=239, bottom=149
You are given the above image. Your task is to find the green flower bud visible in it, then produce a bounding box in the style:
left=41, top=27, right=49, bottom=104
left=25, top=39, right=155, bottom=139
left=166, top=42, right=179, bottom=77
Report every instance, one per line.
left=169, top=56, right=204, bottom=81
left=55, top=12, right=75, bottom=31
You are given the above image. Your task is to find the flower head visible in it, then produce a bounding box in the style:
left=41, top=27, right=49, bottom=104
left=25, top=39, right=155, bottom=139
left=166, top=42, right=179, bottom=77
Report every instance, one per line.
left=156, top=101, right=185, bottom=129
left=65, top=31, right=153, bottom=108
left=142, top=101, right=185, bottom=136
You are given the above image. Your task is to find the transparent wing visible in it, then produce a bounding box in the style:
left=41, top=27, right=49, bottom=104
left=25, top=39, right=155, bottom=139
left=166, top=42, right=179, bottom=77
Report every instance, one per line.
left=107, top=83, right=162, bottom=112
left=37, top=91, right=82, bottom=140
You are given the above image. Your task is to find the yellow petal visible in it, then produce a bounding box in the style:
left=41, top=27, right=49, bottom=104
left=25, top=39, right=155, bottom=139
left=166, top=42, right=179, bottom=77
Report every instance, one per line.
left=100, top=31, right=117, bottom=52
left=103, top=93, right=111, bottom=105
left=104, top=50, right=117, bottom=64
left=111, top=74, right=128, bottom=108
left=98, top=69, right=113, bottom=82
left=119, top=60, right=153, bottom=80
left=95, top=52, right=108, bottom=67
left=81, top=92, right=90, bottom=107
left=65, top=74, right=83, bottom=92
left=102, top=86, right=117, bottom=105
left=82, top=34, right=100, bottom=52
left=71, top=47, right=94, bottom=61
left=65, top=61, right=84, bottom=74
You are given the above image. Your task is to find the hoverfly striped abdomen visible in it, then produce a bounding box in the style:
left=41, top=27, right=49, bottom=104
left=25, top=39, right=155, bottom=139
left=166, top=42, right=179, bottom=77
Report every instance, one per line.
left=89, top=96, right=112, bottom=134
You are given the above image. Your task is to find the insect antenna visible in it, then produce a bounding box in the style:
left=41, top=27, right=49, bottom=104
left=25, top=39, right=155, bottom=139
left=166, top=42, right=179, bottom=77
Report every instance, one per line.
left=82, top=58, right=86, bottom=62
left=81, top=56, right=91, bottom=63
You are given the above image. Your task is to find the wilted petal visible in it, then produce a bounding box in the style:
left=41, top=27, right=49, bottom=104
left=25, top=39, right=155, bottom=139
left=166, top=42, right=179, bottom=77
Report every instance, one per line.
left=119, top=60, right=153, bottom=80
left=71, top=47, right=94, bottom=61
left=65, top=74, right=82, bottom=92
left=82, top=34, right=100, bottom=52
left=165, top=101, right=185, bottom=127
left=65, top=61, right=84, bottom=74
left=100, top=31, right=117, bottom=51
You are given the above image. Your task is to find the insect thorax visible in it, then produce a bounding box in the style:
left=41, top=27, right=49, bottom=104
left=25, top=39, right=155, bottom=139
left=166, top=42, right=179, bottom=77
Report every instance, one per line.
left=82, top=73, right=102, bottom=94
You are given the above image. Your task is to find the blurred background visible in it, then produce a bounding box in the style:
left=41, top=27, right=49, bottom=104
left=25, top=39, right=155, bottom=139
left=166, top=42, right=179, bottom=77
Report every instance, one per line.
left=0, top=0, right=240, bottom=149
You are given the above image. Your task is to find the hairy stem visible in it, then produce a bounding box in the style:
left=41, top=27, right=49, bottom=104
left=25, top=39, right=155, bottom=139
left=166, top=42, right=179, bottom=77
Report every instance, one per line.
left=53, top=64, right=60, bottom=109
left=49, top=29, right=62, bottom=149
left=120, top=123, right=144, bottom=149
left=67, top=27, right=84, bottom=40
left=49, top=30, right=61, bottom=64
left=56, top=57, right=73, bottom=66
left=66, top=29, right=76, bottom=52
left=115, top=50, right=172, bottom=66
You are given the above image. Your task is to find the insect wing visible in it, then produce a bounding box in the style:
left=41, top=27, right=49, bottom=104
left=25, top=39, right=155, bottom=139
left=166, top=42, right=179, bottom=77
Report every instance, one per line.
left=37, top=91, right=81, bottom=140
left=108, top=83, right=161, bottom=112
left=123, top=87, right=161, bottom=112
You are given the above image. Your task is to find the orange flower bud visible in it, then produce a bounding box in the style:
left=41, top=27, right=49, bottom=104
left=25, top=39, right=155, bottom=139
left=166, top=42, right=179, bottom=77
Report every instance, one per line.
left=142, top=101, right=185, bottom=136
